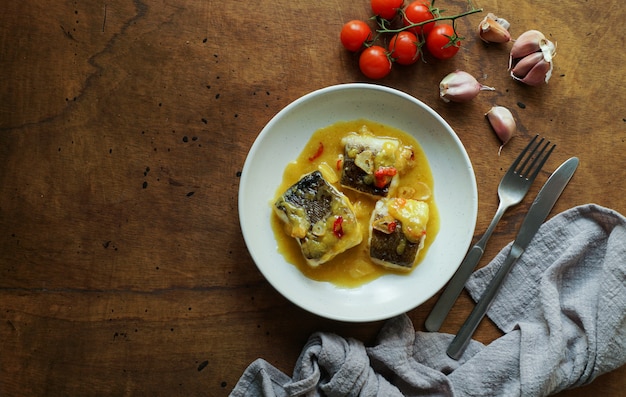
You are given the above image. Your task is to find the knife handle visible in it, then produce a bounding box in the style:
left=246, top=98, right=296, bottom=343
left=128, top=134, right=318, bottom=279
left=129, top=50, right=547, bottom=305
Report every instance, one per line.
left=446, top=244, right=524, bottom=360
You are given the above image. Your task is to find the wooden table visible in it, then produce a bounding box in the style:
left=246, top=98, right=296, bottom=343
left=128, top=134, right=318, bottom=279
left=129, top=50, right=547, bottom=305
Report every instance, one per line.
left=1, top=0, right=624, bottom=395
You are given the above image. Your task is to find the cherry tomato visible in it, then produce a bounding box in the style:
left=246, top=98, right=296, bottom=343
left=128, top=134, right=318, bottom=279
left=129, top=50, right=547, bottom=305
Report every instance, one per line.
left=388, top=31, right=419, bottom=65
left=371, top=0, right=404, bottom=20
left=403, top=1, right=435, bottom=37
left=340, top=20, right=373, bottom=52
left=359, top=46, right=392, bottom=79
left=426, top=24, right=461, bottom=60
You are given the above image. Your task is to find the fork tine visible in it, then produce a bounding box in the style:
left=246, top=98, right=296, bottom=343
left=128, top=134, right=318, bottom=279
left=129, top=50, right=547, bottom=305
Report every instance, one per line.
left=509, top=134, right=539, bottom=171
left=517, top=136, right=544, bottom=173
left=526, top=141, right=556, bottom=180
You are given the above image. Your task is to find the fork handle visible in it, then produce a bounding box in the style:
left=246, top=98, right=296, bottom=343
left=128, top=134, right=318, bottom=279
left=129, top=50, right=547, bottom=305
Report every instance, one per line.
left=424, top=203, right=508, bottom=332
left=424, top=245, right=484, bottom=331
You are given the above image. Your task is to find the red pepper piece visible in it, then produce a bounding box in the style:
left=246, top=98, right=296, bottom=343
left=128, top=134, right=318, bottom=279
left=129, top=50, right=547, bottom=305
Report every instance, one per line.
left=373, top=166, right=397, bottom=188
left=332, top=216, right=344, bottom=238
left=308, top=142, right=324, bottom=162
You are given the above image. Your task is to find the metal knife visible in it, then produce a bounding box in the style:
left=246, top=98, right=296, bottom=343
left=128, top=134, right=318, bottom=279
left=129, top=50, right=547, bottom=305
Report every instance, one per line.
left=446, top=157, right=579, bottom=360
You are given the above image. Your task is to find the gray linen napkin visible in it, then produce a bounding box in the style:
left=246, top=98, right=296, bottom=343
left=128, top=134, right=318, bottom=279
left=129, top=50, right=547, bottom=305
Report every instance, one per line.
left=231, top=204, right=626, bottom=396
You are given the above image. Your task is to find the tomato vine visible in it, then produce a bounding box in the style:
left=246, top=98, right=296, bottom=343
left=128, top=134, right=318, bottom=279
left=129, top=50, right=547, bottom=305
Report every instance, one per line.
left=340, top=0, right=483, bottom=78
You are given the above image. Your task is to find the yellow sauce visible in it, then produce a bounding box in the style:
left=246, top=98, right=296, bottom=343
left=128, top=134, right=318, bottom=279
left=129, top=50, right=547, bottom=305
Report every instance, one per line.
left=271, top=119, right=439, bottom=288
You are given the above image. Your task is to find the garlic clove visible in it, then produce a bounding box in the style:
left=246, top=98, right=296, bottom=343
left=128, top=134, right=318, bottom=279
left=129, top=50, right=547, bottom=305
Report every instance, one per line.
left=509, top=30, right=547, bottom=60
left=486, top=106, right=516, bottom=154
left=439, top=70, right=495, bottom=103
left=510, top=52, right=544, bottom=79
left=478, top=13, right=511, bottom=43
left=515, top=58, right=553, bottom=86
left=509, top=30, right=557, bottom=86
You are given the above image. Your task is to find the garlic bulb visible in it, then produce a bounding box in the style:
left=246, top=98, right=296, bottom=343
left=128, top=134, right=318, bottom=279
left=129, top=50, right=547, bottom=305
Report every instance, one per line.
left=439, top=70, right=495, bottom=103
left=509, top=30, right=556, bottom=86
left=486, top=106, right=516, bottom=154
left=478, top=13, right=511, bottom=43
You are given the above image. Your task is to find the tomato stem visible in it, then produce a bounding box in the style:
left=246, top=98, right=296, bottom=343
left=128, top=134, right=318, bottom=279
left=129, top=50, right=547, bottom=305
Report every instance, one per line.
left=378, top=7, right=482, bottom=35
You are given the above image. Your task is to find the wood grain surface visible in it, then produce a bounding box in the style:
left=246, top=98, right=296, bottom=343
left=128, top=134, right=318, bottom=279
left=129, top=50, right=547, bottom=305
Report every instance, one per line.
left=1, top=0, right=624, bottom=395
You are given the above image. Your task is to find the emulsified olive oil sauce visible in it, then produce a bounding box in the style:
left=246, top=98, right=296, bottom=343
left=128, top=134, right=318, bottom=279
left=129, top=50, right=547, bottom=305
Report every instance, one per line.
left=270, top=119, right=440, bottom=288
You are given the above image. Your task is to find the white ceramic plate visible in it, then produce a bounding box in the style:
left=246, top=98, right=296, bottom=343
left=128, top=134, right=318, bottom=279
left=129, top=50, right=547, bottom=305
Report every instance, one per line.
left=238, top=83, right=477, bottom=322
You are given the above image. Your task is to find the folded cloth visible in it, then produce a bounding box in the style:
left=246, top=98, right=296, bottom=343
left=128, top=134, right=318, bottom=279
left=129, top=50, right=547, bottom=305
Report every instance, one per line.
left=231, top=204, right=626, bottom=396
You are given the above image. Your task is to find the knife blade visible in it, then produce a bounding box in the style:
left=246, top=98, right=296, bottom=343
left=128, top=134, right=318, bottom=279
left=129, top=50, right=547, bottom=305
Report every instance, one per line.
left=446, top=156, right=579, bottom=360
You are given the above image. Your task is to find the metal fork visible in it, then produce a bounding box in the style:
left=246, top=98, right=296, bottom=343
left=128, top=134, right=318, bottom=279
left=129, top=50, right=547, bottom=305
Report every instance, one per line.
left=424, top=135, right=555, bottom=332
